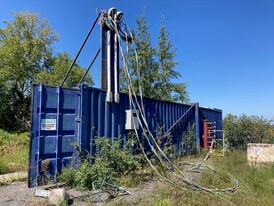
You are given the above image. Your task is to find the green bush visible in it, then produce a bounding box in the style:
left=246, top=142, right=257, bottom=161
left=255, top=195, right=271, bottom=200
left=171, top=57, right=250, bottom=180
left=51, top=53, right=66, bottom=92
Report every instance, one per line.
left=58, top=167, right=75, bottom=186
left=223, top=114, right=274, bottom=149
left=59, top=137, right=145, bottom=190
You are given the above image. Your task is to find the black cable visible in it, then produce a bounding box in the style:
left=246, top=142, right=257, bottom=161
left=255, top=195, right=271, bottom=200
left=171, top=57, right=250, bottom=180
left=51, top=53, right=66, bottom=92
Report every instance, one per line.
left=60, top=13, right=100, bottom=86
left=78, top=48, right=101, bottom=85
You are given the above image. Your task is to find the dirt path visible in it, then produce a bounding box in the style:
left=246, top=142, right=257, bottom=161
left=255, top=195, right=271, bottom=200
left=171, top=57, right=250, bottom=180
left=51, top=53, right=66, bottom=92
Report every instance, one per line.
left=0, top=179, right=160, bottom=206
left=0, top=182, right=46, bottom=206
left=67, top=178, right=161, bottom=206
left=0, top=159, right=209, bottom=206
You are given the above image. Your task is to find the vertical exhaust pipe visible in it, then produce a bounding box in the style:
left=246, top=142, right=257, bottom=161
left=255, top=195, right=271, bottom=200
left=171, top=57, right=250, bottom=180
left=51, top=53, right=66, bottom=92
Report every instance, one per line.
left=114, top=33, right=119, bottom=103
left=106, top=8, right=117, bottom=103
left=106, top=28, right=112, bottom=102
left=114, top=11, right=123, bottom=103
left=101, top=8, right=124, bottom=103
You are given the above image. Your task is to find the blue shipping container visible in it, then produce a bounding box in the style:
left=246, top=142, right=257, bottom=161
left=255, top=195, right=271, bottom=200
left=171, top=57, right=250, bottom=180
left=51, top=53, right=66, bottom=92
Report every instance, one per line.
left=28, top=84, right=222, bottom=187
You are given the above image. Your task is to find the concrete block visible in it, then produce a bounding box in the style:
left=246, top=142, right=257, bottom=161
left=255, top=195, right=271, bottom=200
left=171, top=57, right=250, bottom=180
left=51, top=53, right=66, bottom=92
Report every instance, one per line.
left=35, top=189, right=50, bottom=198
left=247, top=143, right=274, bottom=165
left=48, top=188, right=67, bottom=205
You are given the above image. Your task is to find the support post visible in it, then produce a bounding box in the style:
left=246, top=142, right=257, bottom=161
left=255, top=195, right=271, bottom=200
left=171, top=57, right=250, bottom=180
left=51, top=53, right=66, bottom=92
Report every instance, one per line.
left=100, top=8, right=120, bottom=104
left=100, top=25, right=107, bottom=90
left=195, top=103, right=200, bottom=153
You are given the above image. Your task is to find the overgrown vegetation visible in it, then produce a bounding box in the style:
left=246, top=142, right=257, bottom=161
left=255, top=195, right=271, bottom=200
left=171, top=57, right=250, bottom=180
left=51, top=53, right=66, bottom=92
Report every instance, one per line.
left=0, top=129, right=29, bottom=174
left=181, top=122, right=197, bottom=155
left=59, top=137, right=148, bottom=190
left=223, top=114, right=274, bottom=149
left=58, top=122, right=199, bottom=192
left=111, top=150, right=274, bottom=206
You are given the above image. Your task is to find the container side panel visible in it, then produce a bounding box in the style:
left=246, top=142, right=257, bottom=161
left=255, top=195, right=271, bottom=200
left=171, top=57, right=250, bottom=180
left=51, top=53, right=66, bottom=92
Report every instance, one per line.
left=29, top=84, right=223, bottom=187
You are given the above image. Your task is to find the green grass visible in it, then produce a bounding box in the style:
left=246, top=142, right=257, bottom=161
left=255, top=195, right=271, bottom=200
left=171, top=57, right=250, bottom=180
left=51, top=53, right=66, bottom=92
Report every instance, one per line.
left=111, top=150, right=274, bottom=206
left=4, top=129, right=269, bottom=206
left=0, top=130, right=29, bottom=174
left=116, top=171, right=153, bottom=188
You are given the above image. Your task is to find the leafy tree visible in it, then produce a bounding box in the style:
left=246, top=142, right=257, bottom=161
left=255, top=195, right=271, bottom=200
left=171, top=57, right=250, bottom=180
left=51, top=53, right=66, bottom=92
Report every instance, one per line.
left=0, top=12, right=57, bottom=131
left=121, top=14, right=158, bottom=97
left=155, top=16, right=188, bottom=102
left=36, top=52, right=93, bottom=87
left=0, top=12, right=92, bottom=131
left=223, top=114, right=274, bottom=149
left=120, top=14, right=188, bottom=103
left=0, top=12, right=57, bottom=93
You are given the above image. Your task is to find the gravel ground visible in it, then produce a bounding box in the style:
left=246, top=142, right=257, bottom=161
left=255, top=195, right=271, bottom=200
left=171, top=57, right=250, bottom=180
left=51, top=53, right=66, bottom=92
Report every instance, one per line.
left=0, top=182, right=47, bottom=206
left=0, top=161, right=205, bottom=206
left=0, top=179, right=160, bottom=206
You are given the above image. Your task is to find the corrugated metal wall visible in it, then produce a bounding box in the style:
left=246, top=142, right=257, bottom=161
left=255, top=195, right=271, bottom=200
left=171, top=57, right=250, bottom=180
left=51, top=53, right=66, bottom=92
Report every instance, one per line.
left=80, top=85, right=198, bottom=156
left=28, top=84, right=222, bottom=187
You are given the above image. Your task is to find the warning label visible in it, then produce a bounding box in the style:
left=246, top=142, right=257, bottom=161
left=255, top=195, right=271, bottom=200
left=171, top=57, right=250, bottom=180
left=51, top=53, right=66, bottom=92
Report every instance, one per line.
left=41, top=119, right=56, bottom=131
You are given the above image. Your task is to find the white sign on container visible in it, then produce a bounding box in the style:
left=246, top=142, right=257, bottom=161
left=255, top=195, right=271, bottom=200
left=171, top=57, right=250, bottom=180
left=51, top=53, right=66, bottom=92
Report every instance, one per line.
left=41, top=119, right=56, bottom=131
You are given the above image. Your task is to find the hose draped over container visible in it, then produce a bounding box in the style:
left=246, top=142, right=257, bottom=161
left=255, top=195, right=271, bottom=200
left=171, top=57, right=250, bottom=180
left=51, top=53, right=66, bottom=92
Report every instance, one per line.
left=29, top=8, right=239, bottom=193
left=98, top=9, right=239, bottom=193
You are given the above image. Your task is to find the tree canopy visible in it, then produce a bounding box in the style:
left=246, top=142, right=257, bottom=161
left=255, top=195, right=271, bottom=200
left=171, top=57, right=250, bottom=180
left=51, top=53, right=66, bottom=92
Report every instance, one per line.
left=0, top=12, right=92, bottom=131
left=156, top=16, right=188, bottom=102
left=120, top=14, right=189, bottom=103
left=0, top=12, right=57, bottom=94
left=0, top=12, right=58, bottom=131
left=223, top=114, right=274, bottom=149
left=36, top=52, right=93, bottom=87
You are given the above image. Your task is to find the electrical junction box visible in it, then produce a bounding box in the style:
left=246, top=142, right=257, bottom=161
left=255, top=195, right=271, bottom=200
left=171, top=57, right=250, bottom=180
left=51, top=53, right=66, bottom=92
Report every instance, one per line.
left=125, top=109, right=139, bottom=130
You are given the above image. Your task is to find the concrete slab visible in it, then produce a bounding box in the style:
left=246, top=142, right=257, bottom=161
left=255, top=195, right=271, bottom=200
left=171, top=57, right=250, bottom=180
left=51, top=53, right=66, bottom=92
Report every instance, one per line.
left=247, top=143, right=274, bottom=165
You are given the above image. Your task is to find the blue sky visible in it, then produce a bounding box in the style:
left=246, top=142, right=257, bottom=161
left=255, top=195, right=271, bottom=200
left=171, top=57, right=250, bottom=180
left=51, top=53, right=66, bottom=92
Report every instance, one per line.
left=1, top=0, right=274, bottom=120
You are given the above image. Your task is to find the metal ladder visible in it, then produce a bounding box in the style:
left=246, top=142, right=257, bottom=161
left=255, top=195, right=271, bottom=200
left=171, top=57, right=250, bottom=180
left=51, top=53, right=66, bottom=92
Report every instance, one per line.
left=203, top=120, right=225, bottom=156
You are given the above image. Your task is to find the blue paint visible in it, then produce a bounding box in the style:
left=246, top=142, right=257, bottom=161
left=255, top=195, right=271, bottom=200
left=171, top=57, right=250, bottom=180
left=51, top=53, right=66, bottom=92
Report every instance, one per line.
left=28, top=84, right=223, bottom=187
